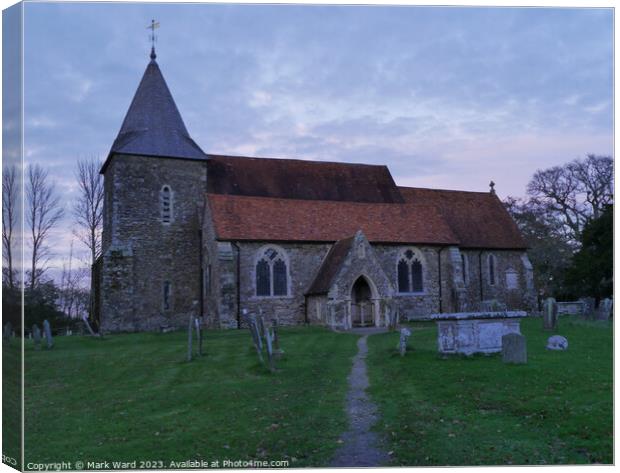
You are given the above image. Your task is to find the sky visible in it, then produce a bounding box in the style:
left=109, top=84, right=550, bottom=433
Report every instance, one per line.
left=8, top=2, right=616, bottom=278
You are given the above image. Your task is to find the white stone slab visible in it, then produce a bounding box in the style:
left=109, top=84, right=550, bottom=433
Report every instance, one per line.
left=433, top=312, right=525, bottom=355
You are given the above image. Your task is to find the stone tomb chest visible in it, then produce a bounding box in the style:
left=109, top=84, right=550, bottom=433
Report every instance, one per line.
left=431, top=311, right=527, bottom=355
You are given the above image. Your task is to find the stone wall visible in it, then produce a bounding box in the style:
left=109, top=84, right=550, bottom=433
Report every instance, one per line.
left=459, top=249, right=536, bottom=312
left=100, top=154, right=208, bottom=332
left=373, top=244, right=441, bottom=320
left=237, top=242, right=332, bottom=326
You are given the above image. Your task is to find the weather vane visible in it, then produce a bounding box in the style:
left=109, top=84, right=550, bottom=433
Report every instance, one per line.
left=147, top=19, right=160, bottom=59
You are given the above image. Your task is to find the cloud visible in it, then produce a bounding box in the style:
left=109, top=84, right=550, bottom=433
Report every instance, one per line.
left=18, top=3, right=613, bottom=282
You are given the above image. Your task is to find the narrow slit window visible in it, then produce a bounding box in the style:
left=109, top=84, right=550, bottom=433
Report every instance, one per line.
left=163, top=281, right=171, bottom=311
left=161, top=185, right=173, bottom=224
left=461, top=253, right=468, bottom=285
left=489, top=254, right=496, bottom=286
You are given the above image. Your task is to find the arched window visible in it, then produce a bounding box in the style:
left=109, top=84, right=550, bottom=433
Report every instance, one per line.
left=461, top=253, right=468, bottom=285
left=161, top=185, right=173, bottom=224
left=488, top=254, right=496, bottom=286
left=255, top=246, right=289, bottom=297
left=397, top=248, right=424, bottom=293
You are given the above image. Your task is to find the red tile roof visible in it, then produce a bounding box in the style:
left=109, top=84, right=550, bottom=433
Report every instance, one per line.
left=206, top=154, right=404, bottom=203
left=206, top=193, right=459, bottom=245
left=398, top=187, right=527, bottom=249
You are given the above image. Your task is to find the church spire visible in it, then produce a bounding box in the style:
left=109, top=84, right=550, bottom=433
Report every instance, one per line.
left=103, top=28, right=206, bottom=169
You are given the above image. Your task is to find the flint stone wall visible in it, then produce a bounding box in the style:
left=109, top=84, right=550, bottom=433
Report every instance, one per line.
left=458, top=250, right=536, bottom=312
left=101, top=155, right=207, bottom=332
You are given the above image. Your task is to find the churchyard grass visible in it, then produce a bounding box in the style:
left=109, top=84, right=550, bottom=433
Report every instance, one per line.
left=366, top=316, right=613, bottom=465
left=24, top=327, right=357, bottom=467
left=3, top=340, right=22, bottom=466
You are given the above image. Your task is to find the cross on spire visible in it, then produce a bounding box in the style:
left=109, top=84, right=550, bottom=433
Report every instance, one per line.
left=489, top=180, right=496, bottom=194
left=147, top=19, right=160, bottom=60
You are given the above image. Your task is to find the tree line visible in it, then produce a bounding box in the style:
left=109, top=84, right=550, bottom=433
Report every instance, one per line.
left=504, top=154, right=613, bottom=303
left=2, top=158, right=103, bottom=330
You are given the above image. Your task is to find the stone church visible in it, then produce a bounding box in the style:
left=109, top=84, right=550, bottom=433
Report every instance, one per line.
left=96, top=48, right=536, bottom=332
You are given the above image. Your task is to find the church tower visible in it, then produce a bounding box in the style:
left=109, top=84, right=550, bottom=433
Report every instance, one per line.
left=98, top=46, right=208, bottom=332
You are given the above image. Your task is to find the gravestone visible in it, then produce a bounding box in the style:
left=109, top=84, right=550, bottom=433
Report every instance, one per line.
left=194, top=317, right=203, bottom=356
left=43, top=320, right=53, bottom=349
left=263, top=323, right=275, bottom=372
left=579, top=297, right=596, bottom=318
left=242, top=311, right=264, bottom=364
left=3, top=322, right=12, bottom=344
left=187, top=315, right=194, bottom=362
left=32, top=325, right=42, bottom=350
left=546, top=335, right=568, bottom=351
left=256, top=312, right=265, bottom=349
left=543, top=298, right=558, bottom=331
left=597, top=298, right=613, bottom=321
left=502, top=333, right=527, bottom=364
left=271, top=318, right=284, bottom=359
left=398, top=328, right=411, bottom=356
left=82, top=315, right=98, bottom=337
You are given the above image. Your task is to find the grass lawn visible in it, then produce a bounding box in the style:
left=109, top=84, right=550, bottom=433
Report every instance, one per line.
left=367, top=316, right=613, bottom=466
left=3, top=338, right=22, bottom=469
left=24, top=327, right=358, bottom=468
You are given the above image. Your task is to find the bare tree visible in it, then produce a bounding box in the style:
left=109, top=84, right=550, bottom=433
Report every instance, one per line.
left=58, top=240, right=89, bottom=318
left=2, top=165, right=18, bottom=288
left=568, top=154, right=613, bottom=219
left=526, top=154, right=614, bottom=242
left=72, top=157, right=104, bottom=266
left=26, top=164, right=64, bottom=290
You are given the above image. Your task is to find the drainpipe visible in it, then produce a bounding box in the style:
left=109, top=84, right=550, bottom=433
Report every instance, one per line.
left=304, top=297, right=309, bottom=325
left=437, top=247, right=445, bottom=313
left=198, top=229, right=204, bottom=319
left=231, top=241, right=241, bottom=329
left=478, top=250, right=484, bottom=302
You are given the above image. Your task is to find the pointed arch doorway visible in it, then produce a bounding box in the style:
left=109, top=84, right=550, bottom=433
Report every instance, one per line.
left=351, top=276, right=376, bottom=327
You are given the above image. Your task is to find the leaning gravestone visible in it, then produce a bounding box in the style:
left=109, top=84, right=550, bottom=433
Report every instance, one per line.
left=398, top=328, right=411, bottom=356
left=543, top=298, right=558, bottom=331
left=271, top=318, right=284, bottom=359
left=546, top=335, right=568, bottom=351
left=262, top=323, right=275, bottom=372
left=43, top=320, right=53, bottom=349
left=242, top=311, right=264, bottom=364
left=32, top=325, right=42, bottom=350
left=82, top=315, right=99, bottom=337
left=597, top=298, right=613, bottom=321
left=502, top=333, right=527, bottom=364
left=187, top=315, right=194, bottom=362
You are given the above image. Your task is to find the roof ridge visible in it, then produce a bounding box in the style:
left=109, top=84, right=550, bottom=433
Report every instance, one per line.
left=207, top=153, right=390, bottom=169
left=398, top=185, right=491, bottom=195
left=206, top=192, right=440, bottom=207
